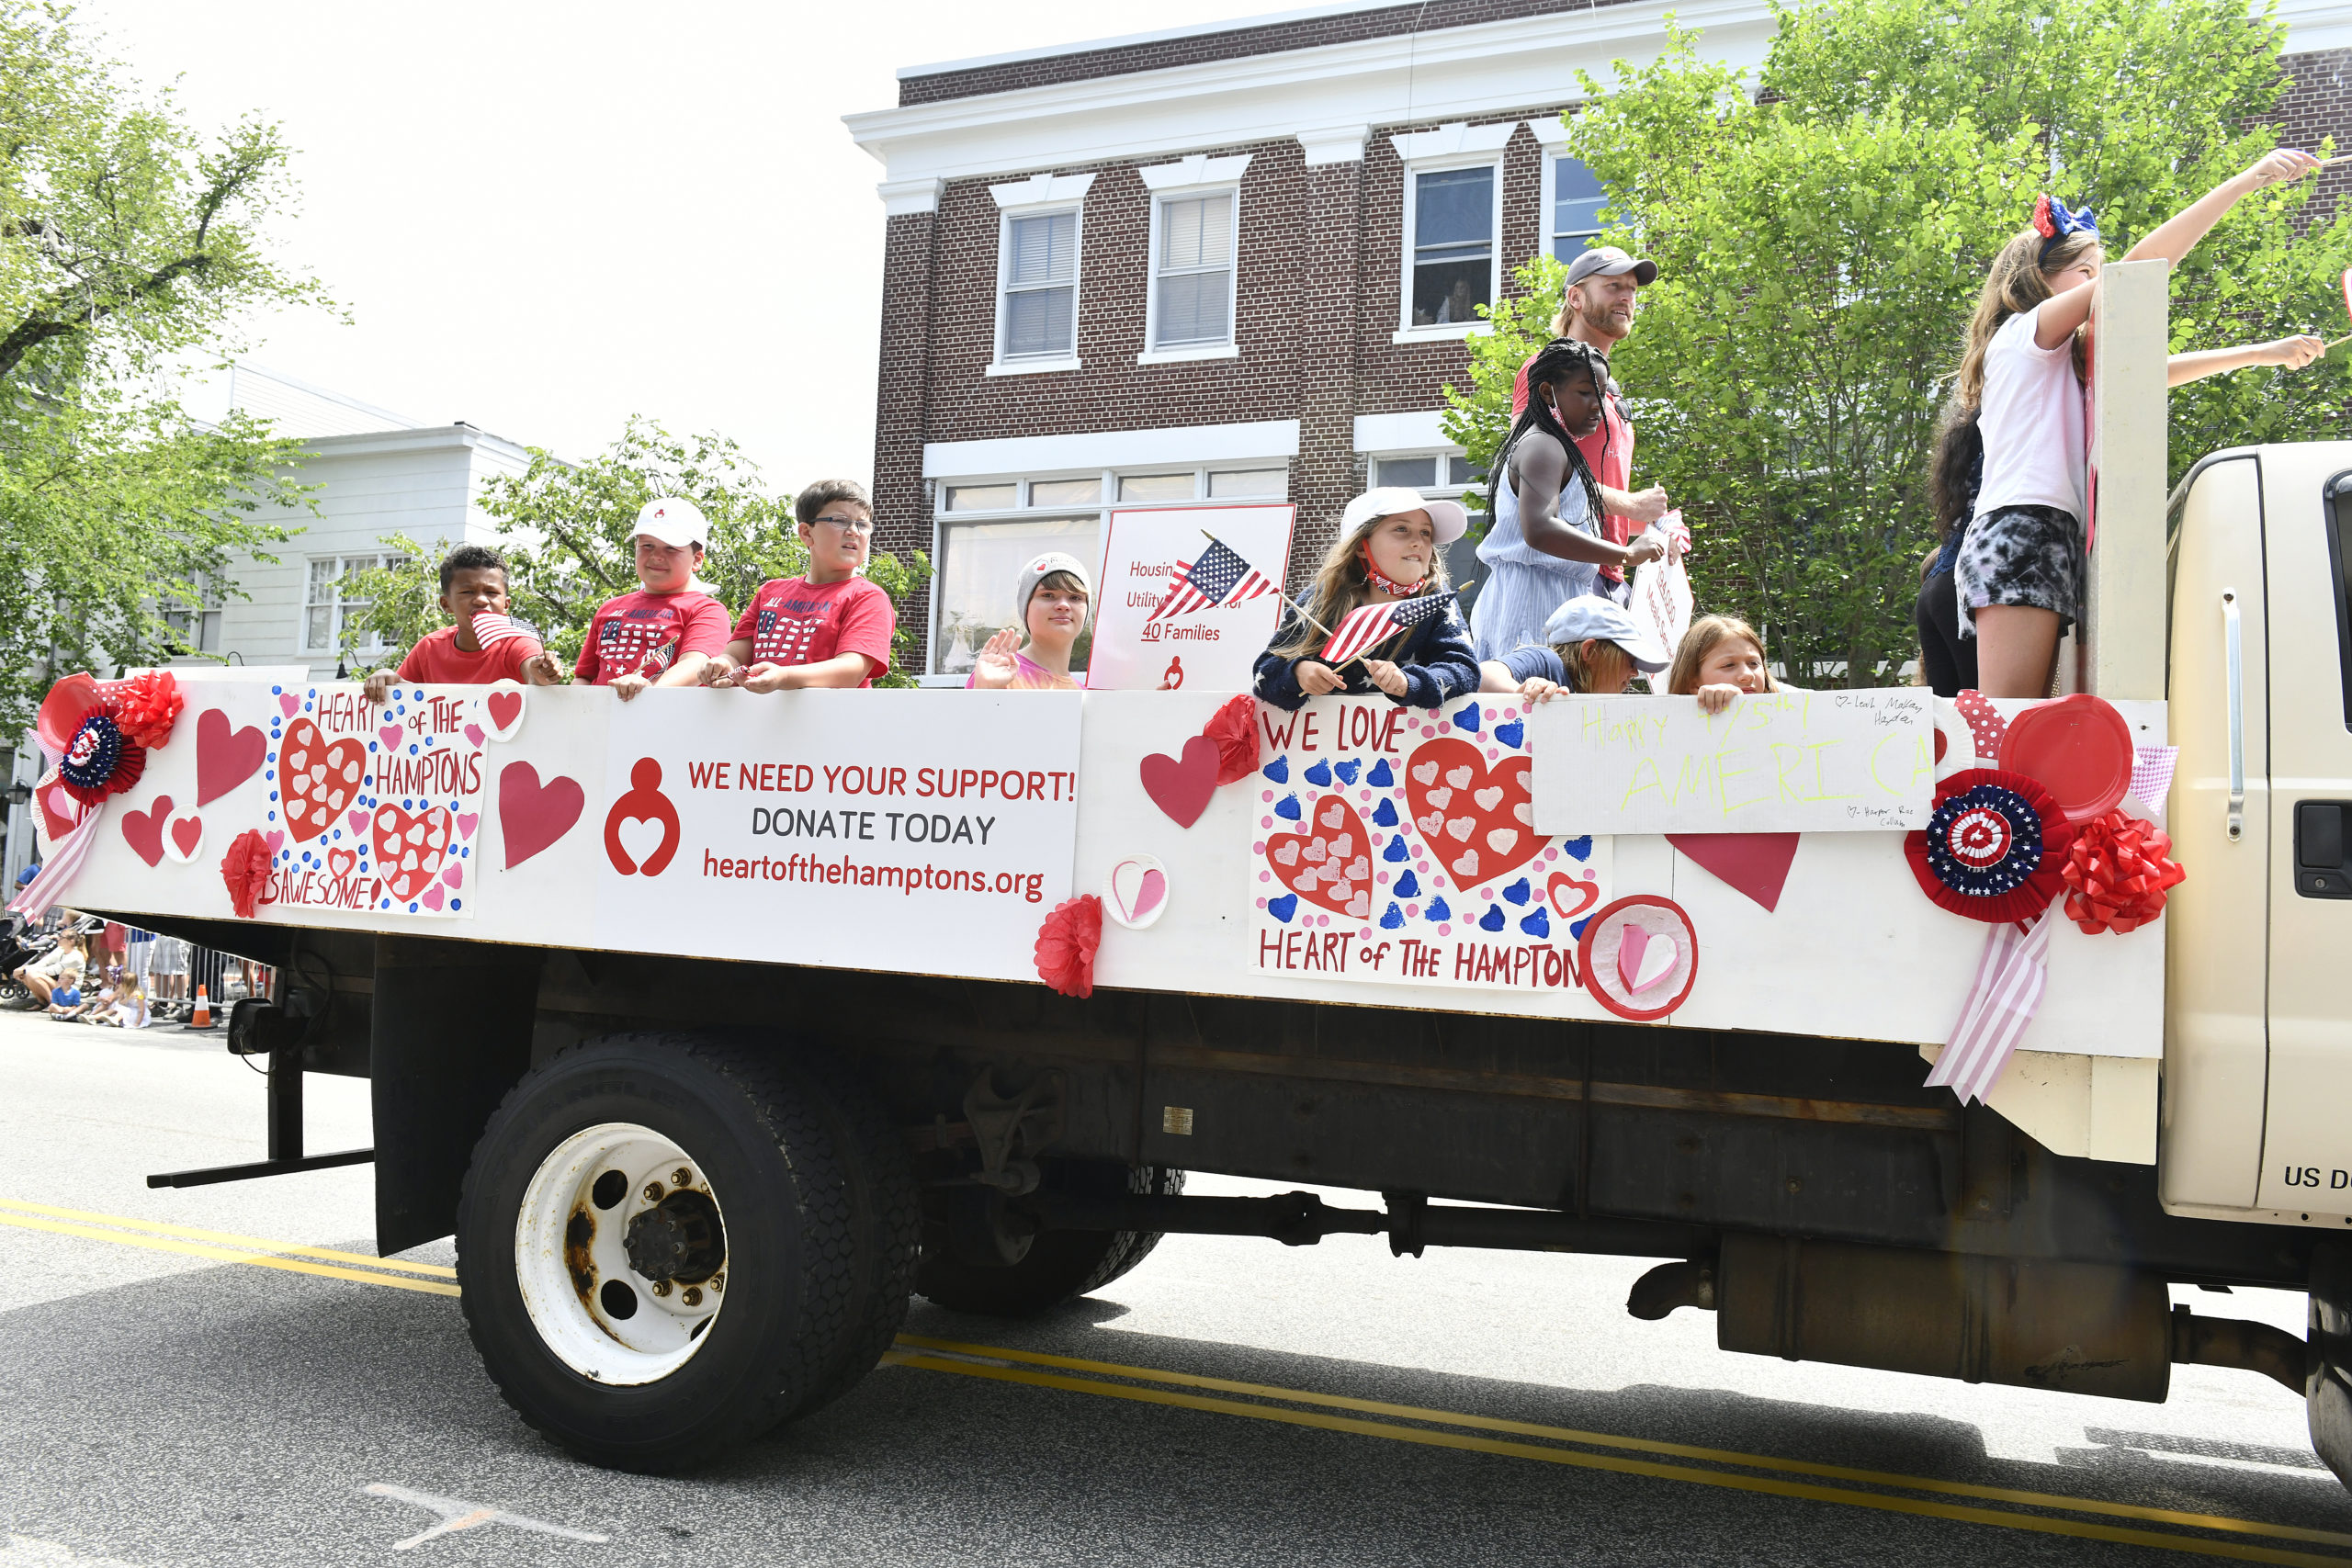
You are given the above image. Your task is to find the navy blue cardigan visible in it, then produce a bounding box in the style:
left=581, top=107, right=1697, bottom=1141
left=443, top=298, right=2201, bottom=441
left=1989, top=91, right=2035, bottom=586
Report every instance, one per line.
left=1251, top=595, right=1482, bottom=712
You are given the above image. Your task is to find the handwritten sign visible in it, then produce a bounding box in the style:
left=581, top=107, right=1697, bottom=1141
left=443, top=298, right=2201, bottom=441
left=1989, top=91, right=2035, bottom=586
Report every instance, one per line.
left=592, top=689, right=1081, bottom=982
left=1528, top=688, right=1934, bottom=835
left=259, top=683, right=493, bottom=918
left=1247, top=695, right=1611, bottom=990
left=1086, top=504, right=1295, bottom=693
left=1628, top=530, right=1692, bottom=678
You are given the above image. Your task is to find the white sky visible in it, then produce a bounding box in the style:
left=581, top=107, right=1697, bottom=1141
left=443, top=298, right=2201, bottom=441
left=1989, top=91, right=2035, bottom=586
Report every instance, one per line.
left=79, top=0, right=1289, bottom=480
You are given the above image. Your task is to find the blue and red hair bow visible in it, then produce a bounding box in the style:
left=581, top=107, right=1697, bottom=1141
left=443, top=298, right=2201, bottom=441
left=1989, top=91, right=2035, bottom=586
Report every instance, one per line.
left=2030, top=193, right=2098, bottom=258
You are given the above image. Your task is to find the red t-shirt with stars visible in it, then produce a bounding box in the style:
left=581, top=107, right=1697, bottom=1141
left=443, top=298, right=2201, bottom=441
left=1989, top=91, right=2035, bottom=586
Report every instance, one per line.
left=574, top=588, right=731, bottom=686
left=730, top=575, right=895, bottom=686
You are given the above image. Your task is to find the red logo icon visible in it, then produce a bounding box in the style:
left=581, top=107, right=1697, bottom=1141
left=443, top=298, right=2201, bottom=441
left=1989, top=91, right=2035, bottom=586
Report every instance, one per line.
left=605, top=758, right=680, bottom=875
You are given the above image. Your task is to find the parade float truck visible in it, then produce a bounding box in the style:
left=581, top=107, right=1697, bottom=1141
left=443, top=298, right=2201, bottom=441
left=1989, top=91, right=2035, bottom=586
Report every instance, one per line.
left=32, top=266, right=2352, bottom=1480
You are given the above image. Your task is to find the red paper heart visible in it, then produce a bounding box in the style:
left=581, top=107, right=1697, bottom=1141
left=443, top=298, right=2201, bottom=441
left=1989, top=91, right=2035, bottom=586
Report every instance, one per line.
left=1401, top=737, right=1544, bottom=887
left=168, top=814, right=202, bottom=859
left=499, top=761, right=584, bottom=869
left=278, top=717, right=368, bottom=843
left=121, top=795, right=171, bottom=867
left=328, top=847, right=356, bottom=880
left=37, top=783, right=85, bottom=843
left=1264, top=793, right=1375, bottom=919
left=195, top=708, right=266, bottom=806
left=1665, top=832, right=1803, bottom=913
left=1545, top=870, right=1600, bottom=921
left=487, top=690, right=523, bottom=733
left=1139, top=734, right=1220, bottom=828
left=370, top=801, right=451, bottom=904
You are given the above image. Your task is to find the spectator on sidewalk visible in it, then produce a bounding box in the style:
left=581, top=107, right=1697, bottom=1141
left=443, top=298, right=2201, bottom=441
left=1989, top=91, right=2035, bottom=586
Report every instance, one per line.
left=14, top=927, right=84, bottom=1010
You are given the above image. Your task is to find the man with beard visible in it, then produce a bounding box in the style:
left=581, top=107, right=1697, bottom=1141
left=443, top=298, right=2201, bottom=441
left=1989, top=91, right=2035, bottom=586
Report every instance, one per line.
left=1510, top=246, right=1668, bottom=605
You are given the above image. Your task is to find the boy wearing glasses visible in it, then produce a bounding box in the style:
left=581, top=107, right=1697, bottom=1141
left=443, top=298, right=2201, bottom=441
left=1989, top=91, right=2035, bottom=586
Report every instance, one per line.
left=707, top=479, right=896, bottom=691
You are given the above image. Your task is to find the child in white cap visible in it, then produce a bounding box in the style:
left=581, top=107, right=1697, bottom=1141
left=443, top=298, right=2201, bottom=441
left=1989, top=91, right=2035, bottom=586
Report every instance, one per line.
left=969, top=552, right=1091, bottom=691
left=575, top=497, right=732, bottom=700
left=1478, top=593, right=1669, bottom=701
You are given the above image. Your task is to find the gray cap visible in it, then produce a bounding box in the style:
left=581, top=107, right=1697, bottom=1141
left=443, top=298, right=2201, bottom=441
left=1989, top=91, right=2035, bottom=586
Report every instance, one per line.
left=1564, top=244, right=1658, bottom=288
left=1015, top=551, right=1092, bottom=622
left=1542, top=594, right=1670, bottom=671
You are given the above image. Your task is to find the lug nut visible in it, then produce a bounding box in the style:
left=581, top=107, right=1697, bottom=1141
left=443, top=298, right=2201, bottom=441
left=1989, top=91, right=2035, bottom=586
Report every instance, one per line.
left=650, top=1280, right=672, bottom=1297
left=681, top=1287, right=703, bottom=1307
left=643, top=1181, right=665, bottom=1202
left=673, top=1167, right=694, bottom=1188
left=708, top=1272, right=724, bottom=1294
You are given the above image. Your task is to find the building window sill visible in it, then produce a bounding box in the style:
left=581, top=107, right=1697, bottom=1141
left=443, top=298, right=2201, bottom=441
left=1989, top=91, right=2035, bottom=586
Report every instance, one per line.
left=987, top=356, right=1083, bottom=378
left=1391, top=323, right=1489, bottom=345
left=1136, top=343, right=1239, bottom=366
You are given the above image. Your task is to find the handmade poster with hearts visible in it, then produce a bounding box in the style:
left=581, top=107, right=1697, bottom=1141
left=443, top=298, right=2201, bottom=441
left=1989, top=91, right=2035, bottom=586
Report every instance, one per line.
left=1249, top=695, right=1610, bottom=991
left=255, top=683, right=491, bottom=919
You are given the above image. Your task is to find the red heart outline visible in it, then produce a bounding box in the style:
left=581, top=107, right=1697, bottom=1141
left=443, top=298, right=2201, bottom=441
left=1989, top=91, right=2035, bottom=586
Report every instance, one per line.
left=195, top=708, right=266, bottom=806
left=121, top=795, right=171, bottom=867
left=370, top=802, right=452, bottom=903
left=278, top=717, right=368, bottom=843
left=486, top=689, right=524, bottom=733
left=1263, top=793, right=1375, bottom=919
left=1401, top=737, right=1544, bottom=887
left=500, top=761, right=584, bottom=869
left=1139, top=734, right=1220, bottom=829
left=1545, top=870, right=1600, bottom=921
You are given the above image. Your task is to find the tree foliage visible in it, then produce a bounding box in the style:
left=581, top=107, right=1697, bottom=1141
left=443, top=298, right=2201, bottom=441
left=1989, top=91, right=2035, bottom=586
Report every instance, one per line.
left=1443, top=0, right=2352, bottom=684
left=339, top=418, right=934, bottom=688
left=0, top=0, right=322, bottom=728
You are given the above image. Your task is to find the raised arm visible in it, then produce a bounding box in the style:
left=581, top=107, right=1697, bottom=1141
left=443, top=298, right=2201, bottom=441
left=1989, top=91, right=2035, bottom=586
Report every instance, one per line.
left=2123, top=149, right=2318, bottom=269
left=2168, top=336, right=2324, bottom=386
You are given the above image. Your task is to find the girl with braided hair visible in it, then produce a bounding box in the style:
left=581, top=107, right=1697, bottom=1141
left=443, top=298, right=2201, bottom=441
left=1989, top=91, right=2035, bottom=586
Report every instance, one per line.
left=1470, top=338, right=1669, bottom=664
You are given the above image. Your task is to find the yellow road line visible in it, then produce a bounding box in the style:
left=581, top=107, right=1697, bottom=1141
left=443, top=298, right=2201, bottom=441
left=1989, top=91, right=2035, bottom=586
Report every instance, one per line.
left=0, top=1197, right=456, bottom=1278
left=896, top=1351, right=2351, bottom=1567
left=0, top=1212, right=458, bottom=1297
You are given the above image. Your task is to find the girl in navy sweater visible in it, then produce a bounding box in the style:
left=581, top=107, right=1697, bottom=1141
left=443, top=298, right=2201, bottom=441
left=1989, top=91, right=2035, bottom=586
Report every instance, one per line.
left=1253, top=488, right=1480, bottom=711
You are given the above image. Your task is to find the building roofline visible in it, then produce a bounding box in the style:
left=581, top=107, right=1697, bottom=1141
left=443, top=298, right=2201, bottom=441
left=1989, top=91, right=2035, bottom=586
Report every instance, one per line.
left=896, top=0, right=1405, bottom=80
left=295, top=423, right=535, bottom=464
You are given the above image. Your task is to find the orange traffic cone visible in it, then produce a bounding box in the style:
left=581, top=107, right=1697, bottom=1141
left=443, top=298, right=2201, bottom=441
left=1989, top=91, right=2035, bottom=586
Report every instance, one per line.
left=191, top=984, right=210, bottom=1029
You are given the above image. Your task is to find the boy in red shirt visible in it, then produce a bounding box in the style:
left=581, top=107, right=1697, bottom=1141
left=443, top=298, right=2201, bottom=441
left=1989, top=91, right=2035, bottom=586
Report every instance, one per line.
left=706, top=479, right=895, bottom=691
left=576, top=498, right=733, bottom=701
left=364, top=544, right=562, bottom=703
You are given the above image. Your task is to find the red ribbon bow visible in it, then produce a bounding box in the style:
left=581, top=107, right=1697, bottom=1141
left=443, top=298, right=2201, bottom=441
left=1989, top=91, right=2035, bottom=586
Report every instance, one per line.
left=2061, top=808, right=2185, bottom=935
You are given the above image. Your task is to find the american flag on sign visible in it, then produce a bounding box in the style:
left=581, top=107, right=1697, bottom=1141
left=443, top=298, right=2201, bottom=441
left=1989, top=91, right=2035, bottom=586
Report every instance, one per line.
left=1148, top=538, right=1276, bottom=624
left=1319, top=590, right=1459, bottom=665
left=471, top=611, right=531, bottom=648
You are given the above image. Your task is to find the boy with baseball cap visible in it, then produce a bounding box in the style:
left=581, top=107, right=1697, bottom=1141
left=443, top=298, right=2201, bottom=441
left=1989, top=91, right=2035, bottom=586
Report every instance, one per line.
left=707, top=479, right=896, bottom=691
left=967, top=552, right=1091, bottom=691
left=575, top=497, right=733, bottom=700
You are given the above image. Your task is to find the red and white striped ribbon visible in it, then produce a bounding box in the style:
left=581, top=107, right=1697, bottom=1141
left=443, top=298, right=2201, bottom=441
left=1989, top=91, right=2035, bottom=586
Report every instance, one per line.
left=1925, top=895, right=2061, bottom=1105
left=9, top=807, right=106, bottom=920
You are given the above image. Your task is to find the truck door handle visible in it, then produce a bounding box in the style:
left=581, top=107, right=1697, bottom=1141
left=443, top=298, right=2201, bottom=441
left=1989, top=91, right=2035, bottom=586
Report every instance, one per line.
left=2222, top=588, right=2245, bottom=841
left=2297, top=801, right=2352, bottom=898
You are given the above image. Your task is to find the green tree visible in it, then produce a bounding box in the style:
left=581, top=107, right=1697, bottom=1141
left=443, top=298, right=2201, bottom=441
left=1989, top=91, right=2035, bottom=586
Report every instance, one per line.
left=1444, top=0, right=2352, bottom=684
left=0, top=0, right=323, bottom=728
left=339, top=418, right=934, bottom=687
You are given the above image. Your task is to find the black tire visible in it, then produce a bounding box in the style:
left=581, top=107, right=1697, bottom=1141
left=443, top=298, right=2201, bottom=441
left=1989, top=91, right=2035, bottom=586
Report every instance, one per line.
left=916, top=1161, right=1184, bottom=1317
left=456, top=1032, right=905, bottom=1471
left=0, top=982, right=39, bottom=1011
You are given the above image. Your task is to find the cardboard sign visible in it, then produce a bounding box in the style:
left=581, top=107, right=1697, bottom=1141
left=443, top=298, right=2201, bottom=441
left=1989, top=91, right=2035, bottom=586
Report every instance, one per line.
left=261, top=683, right=493, bottom=918
left=1086, top=504, right=1295, bottom=694
left=592, top=689, right=1081, bottom=981
left=1529, top=688, right=1935, bottom=835
left=1247, top=695, right=1611, bottom=990
left=1628, top=528, right=1692, bottom=676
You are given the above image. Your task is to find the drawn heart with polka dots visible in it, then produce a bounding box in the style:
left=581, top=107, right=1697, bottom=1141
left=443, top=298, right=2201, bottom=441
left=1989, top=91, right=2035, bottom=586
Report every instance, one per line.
left=1402, top=737, right=1544, bottom=887
left=1264, top=793, right=1375, bottom=919
left=280, top=717, right=368, bottom=843
left=371, top=802, right=452, bottom=905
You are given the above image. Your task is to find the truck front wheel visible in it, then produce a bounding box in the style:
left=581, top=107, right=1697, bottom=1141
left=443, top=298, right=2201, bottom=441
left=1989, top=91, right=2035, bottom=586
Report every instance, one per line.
left=456, top=1034, right=904, bottom=1471
left=916, top=1161, right=1183, bottom=1317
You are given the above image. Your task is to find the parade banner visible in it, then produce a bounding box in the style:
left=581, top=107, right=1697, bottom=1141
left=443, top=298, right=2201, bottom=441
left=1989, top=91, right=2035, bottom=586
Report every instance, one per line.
left=1529, top=688, right=1935, bottom=835
left=1087, top=503, right=1295, bottom=693
left=1247, top=694, right=1611, bottom=990
left=593, top=689, right=1082, bottom=980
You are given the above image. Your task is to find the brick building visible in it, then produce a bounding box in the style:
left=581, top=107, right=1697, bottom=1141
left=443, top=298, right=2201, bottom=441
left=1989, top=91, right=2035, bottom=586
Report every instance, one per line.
left=846, top=0, right=2352, bottom=680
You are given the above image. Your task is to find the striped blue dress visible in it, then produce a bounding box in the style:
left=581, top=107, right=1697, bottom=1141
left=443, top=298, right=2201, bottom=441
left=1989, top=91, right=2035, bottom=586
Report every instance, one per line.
left=1469, top=445, right=1601, bottom=663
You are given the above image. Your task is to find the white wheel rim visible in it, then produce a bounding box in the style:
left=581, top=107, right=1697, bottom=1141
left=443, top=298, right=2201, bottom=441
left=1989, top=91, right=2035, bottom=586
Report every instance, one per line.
left=514, top=1121, right=729, bottom=1385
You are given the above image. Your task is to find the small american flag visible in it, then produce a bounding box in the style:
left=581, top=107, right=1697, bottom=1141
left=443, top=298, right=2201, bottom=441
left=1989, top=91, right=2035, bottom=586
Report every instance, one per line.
left=471, top=612, right=531, bottom=648
left=1148, top=538, right=1275, bottom=624
left=1319, top=590, right=1458, bottom=665
left=637, top=639, right=677, bottom=677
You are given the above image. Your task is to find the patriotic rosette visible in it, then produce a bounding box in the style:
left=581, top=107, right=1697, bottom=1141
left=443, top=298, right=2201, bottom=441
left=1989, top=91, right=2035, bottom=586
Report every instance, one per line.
left=1905, top=768, right=2074, bottom=926
left=13, top=669, right=186, bottom=919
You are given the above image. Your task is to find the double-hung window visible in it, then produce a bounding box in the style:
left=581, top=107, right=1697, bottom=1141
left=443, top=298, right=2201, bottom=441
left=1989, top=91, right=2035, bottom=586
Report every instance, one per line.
left=1551, top=156, right=1608, bottom=261
left=1389, top=124, right=1513, bottom=339
left=305, top=554, right=398, bottom=655
left=1150, top=193, right=1235, bottom=350
left=1001, top=210, right=1078, bottom=361
left=163, top=576, right=225, bottom=655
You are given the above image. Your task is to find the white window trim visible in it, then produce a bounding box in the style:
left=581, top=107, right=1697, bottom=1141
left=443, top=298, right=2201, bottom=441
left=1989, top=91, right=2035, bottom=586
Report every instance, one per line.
left=990, top=172, right=1096, bottom=371
left=1392, top=126, right=1511, bottom=342
left=1139, top=164, right=1244, bottom=360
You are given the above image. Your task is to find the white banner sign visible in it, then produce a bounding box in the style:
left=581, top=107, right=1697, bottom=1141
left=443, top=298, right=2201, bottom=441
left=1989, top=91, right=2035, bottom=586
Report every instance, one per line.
left=1628, top=525, right=1692, bottom=677
left=1247, top=695, right=1611, bottom=991
left=592, top=689, right=1081, bottom=980
left=1529, top=688, right=1935, bottom=834
left=1087, top=503, right=1295, bottom=693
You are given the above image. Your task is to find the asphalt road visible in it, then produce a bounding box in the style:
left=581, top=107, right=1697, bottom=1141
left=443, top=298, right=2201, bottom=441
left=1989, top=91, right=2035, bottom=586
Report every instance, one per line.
left=2, top=1012, right=2348, bottom=1567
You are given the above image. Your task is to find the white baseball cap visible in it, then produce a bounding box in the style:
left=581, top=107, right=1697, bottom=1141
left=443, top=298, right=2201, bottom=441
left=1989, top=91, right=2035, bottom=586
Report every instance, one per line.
left=1342, top=486, right=1468, bottom=547
left=633, top=497, right=708, bottom=550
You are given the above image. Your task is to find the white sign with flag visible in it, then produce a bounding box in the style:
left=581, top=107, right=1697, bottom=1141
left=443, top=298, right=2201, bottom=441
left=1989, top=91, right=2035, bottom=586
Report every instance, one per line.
left=1628, top=511, right=1693, bottom=678
left=1086, top=503, right=1295, bottom=693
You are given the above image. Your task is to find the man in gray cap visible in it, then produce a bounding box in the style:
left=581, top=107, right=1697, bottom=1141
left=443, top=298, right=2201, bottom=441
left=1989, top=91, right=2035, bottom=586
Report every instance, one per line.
left=1510, top=245, right=1671, bottom=604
